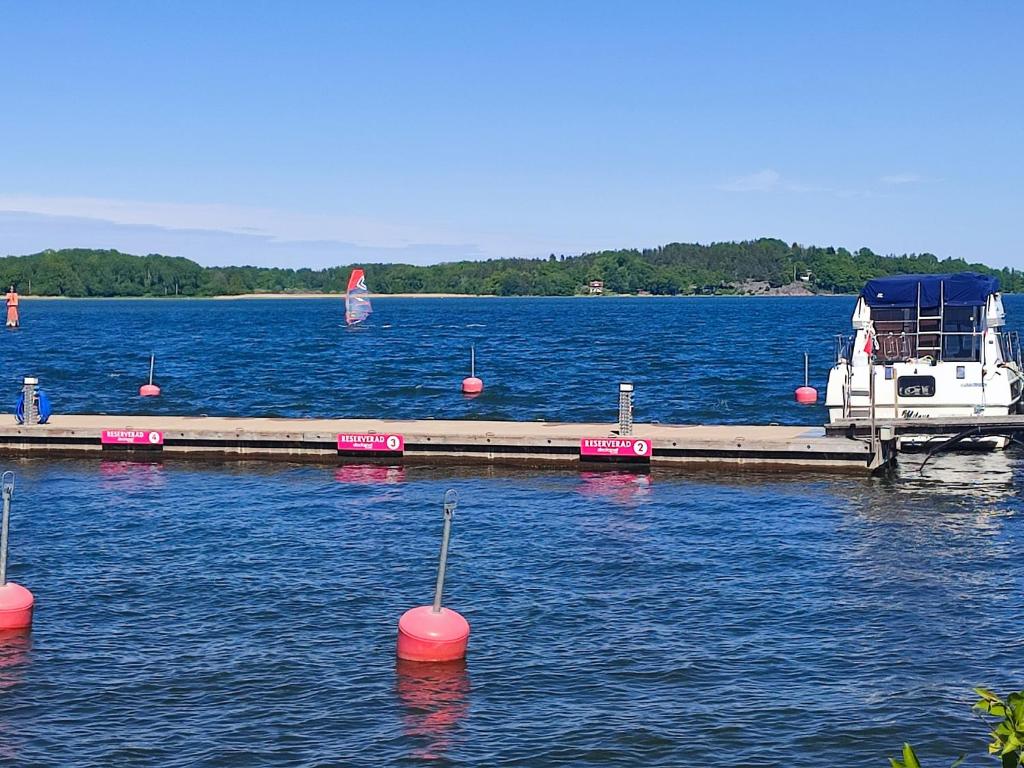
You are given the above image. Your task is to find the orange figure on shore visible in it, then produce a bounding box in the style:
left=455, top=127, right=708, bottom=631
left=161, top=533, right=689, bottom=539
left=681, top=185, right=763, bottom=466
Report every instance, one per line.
left=5, top=286, right=19, bottom=328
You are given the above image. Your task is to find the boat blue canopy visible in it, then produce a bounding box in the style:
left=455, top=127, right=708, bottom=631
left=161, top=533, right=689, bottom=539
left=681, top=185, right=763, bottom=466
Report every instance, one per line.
left=860, top=272, right=999, bottom=309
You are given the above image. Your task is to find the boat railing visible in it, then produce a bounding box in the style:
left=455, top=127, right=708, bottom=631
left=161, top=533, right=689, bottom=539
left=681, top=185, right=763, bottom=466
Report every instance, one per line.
left=1004, top=330, right=1024, bottom=368
left=871, top=329, right=985, bottom=363
left=834, top=333, right=854, bottom=363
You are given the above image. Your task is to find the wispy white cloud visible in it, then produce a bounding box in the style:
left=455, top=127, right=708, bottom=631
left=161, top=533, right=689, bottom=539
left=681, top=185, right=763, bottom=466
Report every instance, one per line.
left=0, top=194, right=453, bottom=249
left=880, top=173, right=924, bottom=186
left=0, top=194, right=579, bottom=267
left=717, top=169, right=781, bottom=192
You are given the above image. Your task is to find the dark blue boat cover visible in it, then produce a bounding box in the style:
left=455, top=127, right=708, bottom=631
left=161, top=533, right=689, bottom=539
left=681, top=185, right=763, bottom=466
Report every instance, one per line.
left=860, top=272, right=999, bottom=308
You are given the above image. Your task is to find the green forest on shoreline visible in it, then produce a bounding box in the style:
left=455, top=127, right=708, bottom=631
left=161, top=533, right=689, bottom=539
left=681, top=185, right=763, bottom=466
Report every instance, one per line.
left=1, top=239, right=1020, bottom=297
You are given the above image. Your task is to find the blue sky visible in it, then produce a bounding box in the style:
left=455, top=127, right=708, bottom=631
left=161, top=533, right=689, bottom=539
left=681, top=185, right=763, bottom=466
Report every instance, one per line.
left=1, top=1, right=1020, bottom=268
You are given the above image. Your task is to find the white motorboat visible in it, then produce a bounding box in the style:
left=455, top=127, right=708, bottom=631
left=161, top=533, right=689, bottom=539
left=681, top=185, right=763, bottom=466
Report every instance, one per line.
left=825, top=273, right=1024, bottom=449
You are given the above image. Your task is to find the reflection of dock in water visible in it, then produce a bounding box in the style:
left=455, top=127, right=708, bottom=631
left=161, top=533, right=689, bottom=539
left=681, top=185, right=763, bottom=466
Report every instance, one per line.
left=0, top=415, right=894, bottom=474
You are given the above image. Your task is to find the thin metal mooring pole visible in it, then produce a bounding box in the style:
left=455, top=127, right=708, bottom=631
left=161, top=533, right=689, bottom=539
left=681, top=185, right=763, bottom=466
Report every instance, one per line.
left=470, top=346, right=475, bottom=378
left=432, top=489, right=459, bottom=613
left=0, top=472, right=14, bottom=587
left=149, top=353, right=156, bottom=386
left=804, top=352, right=809, bottom=387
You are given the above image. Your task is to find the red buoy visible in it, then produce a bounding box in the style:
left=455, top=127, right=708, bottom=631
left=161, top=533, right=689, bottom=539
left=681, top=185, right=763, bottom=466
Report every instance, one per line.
left=461, top=346, right=483, bottom=395
left=0, top=473, right=32, bottom=631
left=794, top=385, right=818, bottom=404
left=140, top=353, right=161, bottom=397
left=0, top=583, right=33, bottom=631
left=461, top=377, right=483, bottom=395
left=397, top=490, right=470, bottom=662
left=794, top=352, right=817, bottom=404
left=397, top=605, right=470, bottom=662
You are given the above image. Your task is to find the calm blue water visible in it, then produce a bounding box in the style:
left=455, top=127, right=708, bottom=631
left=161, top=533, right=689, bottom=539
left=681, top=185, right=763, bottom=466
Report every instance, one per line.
left=1, top=297, right=1024, bottom=767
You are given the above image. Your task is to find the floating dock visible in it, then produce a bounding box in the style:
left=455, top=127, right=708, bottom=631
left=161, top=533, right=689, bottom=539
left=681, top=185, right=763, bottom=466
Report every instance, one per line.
left=0, top=415, right=895, bottom=474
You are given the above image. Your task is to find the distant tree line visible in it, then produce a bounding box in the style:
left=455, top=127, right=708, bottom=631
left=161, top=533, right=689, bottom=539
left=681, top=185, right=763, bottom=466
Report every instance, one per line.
left=1, top=241, right=1021, bottom=297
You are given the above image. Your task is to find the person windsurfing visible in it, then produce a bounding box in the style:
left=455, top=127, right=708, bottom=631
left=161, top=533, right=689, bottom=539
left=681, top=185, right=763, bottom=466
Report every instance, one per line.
left=345, top=268, right=372, bottom=326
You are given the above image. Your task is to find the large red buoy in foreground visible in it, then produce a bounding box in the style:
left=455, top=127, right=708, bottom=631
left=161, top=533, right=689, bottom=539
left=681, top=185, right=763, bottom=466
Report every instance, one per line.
left=397, top=490, right=470, bottom=662
left=461, top=346, right=483, bottom=396
left=0, top=473, right=33, bottom=631
left=794, top=352, right=818, bottom=404
left=397, top=606, right=470, bottom=662
left=0, top=583, right=33, bottom=631
left=139, top=353, right=161, bottom=397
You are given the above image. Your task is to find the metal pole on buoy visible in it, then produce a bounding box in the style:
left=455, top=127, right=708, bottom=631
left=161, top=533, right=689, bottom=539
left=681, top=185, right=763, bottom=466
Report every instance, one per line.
left=397, top=490, right=470, bottom=662
left=432, top=490, right=456, bottom=613
left=461, top=346, right=483, bottom=395
left=0, top=472, right=34, bottom=630
left=794, top=351, right=818, bottom=404
left=139, top=353, right=161, bottom=397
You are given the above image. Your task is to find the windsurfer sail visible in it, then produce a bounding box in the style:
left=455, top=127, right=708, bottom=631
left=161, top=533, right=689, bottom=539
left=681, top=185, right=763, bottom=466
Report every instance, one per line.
left=345, top=268, right=372, bottom=326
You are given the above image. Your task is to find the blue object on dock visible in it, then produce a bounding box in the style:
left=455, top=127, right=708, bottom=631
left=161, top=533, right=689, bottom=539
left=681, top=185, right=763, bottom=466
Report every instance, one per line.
left=15, top=391, right=51, bottom=424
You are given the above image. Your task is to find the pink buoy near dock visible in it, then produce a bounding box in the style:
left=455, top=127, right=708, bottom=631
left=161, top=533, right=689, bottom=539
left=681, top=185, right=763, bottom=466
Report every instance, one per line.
left=397, top=490, right=470, bottom=662
left=794, top=386, right=817, bottom=404
left=140, top=353, right=161, bottom=397
left=461, top=346, right=483, bottom=395
left=0, top=473, right=32, bottom=631
left=794, top=352, right=817, bottom=404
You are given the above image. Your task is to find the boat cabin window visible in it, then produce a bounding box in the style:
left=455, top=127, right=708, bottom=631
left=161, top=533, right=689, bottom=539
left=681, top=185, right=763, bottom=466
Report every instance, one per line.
left=870, top=304, right=983, bottom=363
left=941, top=307, right=981, bottom=362
left=897, top=376, right=936, bottom=397
left=872, top=308, right=917, bottom=362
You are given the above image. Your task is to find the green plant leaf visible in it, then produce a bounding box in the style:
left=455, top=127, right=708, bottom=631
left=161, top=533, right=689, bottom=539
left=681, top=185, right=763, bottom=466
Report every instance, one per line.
left=901, top=743, right=922, bottom=768
left=1000, top=732, right=1021, bottom=755
left=976, top=687, right=1004, bottom=703
left=950, top=754, right=965, bottom=767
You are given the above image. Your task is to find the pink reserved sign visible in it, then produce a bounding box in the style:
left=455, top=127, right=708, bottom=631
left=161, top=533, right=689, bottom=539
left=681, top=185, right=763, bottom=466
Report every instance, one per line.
left=580, top=437, right=652, bottom=458
left=101, top=429, right=164, bottom=446
left=337, top=433, right=404, bottom=453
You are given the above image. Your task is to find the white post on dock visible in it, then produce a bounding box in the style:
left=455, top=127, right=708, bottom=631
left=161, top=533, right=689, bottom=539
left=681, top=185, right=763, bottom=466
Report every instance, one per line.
left=618, top=382, right=634, bottom=436
left=21, top=378, right=38, bottom=426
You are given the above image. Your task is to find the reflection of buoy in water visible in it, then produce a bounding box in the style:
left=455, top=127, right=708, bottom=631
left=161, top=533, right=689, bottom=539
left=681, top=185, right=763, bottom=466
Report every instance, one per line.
left=139, top=353, right=161, bottom=397
left=794, top=352, right=817, bottom=404
left=395, top=657, right=470, bottom=759
left=0, top=473, right=33, bottom=631
left=398, top=491, right=470, bottom=662
left=0, top=628, right=32, bottom=696
left=461, top=346, right=483, bottom=395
